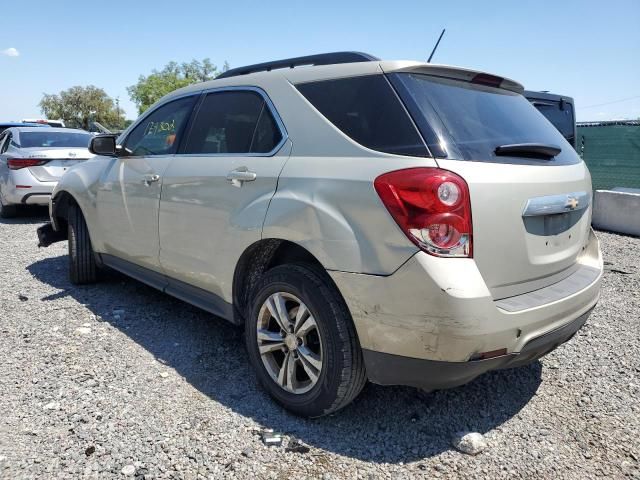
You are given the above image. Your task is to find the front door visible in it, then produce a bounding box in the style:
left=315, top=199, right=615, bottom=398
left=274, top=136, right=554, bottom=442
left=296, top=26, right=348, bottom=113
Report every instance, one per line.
left=158, top=88, right=289, bottom=305
left=96, top=95, right=197, bottom=274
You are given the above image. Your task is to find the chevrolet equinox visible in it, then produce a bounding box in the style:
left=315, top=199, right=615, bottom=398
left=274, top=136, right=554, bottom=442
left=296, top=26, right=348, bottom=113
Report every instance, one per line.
left=38, top=52, right=603, bottom=417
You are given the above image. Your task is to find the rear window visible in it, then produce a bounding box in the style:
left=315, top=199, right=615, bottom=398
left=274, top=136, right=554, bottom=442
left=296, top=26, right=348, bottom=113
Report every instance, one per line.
left=390, top=73, right=580, bottom=165
left=19, top=131, right=92, bottom=149
left=296, top=75, right=428, bottom=157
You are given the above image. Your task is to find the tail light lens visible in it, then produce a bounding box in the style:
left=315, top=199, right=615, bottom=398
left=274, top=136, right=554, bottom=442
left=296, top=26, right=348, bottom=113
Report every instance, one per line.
left=7, top=158, right=49, bottom=170
left=374, top=167, right=472, bottom=257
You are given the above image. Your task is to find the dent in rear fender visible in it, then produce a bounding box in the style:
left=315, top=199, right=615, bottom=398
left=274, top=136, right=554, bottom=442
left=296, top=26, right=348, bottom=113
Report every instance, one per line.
left=51, top=157, right=111, bottom=251
left=262, top=175, right=419, bottom=274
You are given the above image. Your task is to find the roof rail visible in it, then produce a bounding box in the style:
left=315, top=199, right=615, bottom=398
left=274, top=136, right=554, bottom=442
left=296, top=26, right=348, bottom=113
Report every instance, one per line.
left=217, top=51, right=379, bottom=79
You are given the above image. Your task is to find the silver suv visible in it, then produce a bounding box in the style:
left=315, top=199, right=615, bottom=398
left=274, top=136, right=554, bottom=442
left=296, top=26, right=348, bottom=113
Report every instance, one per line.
left=38, top=52, right=603, bottom=417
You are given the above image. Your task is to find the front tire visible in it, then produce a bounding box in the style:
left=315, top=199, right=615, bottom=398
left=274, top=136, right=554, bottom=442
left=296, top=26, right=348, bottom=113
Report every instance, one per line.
left=68, top=205, right=98, bottom=284
left=246, top=264, right=366, bottom=417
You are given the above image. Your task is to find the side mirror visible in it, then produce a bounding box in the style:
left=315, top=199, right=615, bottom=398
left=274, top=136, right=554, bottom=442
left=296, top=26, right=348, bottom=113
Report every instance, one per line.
left=89, top=135, right=117, bottom=156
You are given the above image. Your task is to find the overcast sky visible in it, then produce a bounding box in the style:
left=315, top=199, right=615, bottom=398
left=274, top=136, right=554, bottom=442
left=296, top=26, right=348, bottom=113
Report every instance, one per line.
left=1, top=0, right=638, bottom=122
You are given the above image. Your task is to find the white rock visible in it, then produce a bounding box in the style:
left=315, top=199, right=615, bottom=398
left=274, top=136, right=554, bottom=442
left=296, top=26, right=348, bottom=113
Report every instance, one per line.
left=43, top=401, right=59, bottom=410
left=121, top=464, right=136, bottom=476
left=159, top=372, right=169, bottom=378
left=451, top=431, right=487, bottom=455
left=75, top=327, right=91, bottom=335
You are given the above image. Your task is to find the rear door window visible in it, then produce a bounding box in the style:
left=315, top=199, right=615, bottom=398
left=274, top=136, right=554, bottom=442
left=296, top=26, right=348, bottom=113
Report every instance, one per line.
left=183, top=90, right=283, bottom=155
left=296, top=75, right=429, bottom=157
left=124, top=96, right=197, bottom=157
left=390, top=73, right=580, bottom=165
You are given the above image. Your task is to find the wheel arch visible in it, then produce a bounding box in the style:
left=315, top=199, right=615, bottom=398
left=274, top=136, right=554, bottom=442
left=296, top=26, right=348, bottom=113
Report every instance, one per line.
left=50, top=190, right=79, bottom=235
left=232, top=238, right=340, bottom=325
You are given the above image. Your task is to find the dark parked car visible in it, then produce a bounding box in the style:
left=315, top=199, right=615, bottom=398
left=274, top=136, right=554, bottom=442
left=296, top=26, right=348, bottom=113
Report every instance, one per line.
left=524, top=91, right=576, bottom=148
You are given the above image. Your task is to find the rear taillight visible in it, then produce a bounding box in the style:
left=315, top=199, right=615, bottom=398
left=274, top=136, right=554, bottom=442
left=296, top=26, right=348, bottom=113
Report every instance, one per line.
left=7, top=158, right=49, bottom=170
left=374, top=168, right=472, bottom=257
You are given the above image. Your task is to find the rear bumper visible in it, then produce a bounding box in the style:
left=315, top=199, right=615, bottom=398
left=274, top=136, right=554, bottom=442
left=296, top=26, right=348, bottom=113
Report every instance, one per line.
left=329, top=229, right=603, bottom=384
left=363, top=307, right=591, bottom=390
left=2, top=169, right=55, bottom=205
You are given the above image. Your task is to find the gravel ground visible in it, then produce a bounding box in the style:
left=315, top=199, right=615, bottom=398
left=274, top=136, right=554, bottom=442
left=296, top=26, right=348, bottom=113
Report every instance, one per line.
left=0, top=210, right=638, bottom=479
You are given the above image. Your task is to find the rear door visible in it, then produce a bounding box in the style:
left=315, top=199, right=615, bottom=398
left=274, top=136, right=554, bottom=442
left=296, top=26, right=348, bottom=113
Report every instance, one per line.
left=96, top=95, right=197, bottom=275
left=158, top=88, right=289, bottom=305
left=390, top=72, right=592, bottom=298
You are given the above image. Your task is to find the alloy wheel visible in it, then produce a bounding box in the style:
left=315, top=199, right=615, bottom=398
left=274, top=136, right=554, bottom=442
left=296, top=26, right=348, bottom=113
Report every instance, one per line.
left=256, top=292, right=323, bottom=394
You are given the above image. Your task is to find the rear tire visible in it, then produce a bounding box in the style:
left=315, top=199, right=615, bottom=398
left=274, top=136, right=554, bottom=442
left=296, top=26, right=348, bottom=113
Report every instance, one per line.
left=245, top=264, right=366, bottom=417
left=68, top=205, right=98, bottom=285
left=0, top=198, right=17, bottom=218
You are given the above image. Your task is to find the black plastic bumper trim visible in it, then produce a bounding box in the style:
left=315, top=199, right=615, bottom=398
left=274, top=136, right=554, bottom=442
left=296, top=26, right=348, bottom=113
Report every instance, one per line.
left=21, top=192, right=52, bottom=204
left=37, top=222, right=66, bottom=247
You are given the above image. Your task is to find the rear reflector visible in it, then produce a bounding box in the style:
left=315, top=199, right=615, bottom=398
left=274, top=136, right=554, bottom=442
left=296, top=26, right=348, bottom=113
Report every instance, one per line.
left=474, top=348, right=508, bottom=360
left=7, top=158, right=49, bottom=170
left=15, top=185, right=32, bottom=189
left=374, top=168, right=473, bottom=257
left=471, top=73, right=503, bottom=88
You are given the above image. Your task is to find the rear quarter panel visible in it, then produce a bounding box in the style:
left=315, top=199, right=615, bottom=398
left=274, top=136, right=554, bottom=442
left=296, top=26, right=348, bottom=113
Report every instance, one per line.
left=263, top=154, right=437, bottom=274
left=261, top=76, right=439, bottom=274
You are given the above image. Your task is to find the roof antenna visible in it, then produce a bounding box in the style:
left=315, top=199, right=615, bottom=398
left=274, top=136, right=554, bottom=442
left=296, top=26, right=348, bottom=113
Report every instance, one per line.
left=427, top=29, right=446, bottom=63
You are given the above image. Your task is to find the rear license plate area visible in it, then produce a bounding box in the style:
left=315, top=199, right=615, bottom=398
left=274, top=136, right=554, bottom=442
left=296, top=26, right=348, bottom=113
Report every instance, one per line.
left=543, top=213, right=570, bottom=235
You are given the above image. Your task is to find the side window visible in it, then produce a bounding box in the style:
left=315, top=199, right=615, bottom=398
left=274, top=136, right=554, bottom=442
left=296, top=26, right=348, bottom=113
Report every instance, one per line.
left=184, top=90, right=283, bottom=155
left=296, top=75, right=428, bottom=157
left=124, top=96, right=196, bottom=156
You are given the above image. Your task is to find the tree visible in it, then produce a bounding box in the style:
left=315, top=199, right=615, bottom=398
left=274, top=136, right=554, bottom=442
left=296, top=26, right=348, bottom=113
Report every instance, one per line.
left=39, top=86, right=123, bottom=130
left=127, top=58, right=225, bottom=114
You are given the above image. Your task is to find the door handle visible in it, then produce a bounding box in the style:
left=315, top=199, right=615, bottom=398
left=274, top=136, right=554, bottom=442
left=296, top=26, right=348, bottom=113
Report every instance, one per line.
left=226, top=167, right=257, bottom=187
left=142, top=174, right=160, bottom=186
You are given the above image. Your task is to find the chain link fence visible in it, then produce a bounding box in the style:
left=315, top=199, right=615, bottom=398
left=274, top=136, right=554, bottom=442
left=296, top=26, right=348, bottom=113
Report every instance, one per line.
left=578, top=122, right=640, bottom=190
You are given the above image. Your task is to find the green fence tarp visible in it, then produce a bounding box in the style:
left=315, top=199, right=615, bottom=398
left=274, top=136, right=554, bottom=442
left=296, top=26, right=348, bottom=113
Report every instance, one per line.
left=578, top=124, right=640, bottom=190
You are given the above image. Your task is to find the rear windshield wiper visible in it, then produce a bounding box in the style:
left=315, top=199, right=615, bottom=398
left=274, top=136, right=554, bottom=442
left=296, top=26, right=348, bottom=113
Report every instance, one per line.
left=494, top=143, right=561, bottom=159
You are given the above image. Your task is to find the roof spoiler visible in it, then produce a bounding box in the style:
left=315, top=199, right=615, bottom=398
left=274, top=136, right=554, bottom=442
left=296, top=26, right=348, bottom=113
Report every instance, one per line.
left=381, top=62, right=525, bottom=94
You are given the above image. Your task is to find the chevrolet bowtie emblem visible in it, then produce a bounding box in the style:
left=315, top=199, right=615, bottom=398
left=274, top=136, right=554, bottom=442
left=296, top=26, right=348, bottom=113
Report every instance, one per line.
left=566, top=197, right=579, bottom=210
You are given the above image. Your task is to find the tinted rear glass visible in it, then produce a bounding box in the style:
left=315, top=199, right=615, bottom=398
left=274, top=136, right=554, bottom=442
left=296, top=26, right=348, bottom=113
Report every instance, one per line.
left=531, top=101, right=575, bottom=146
left=296, top=75, right=428, bottom=157
left=391, top=73, right=580, bottom=165
left=19, top=131, right=93, bottom=148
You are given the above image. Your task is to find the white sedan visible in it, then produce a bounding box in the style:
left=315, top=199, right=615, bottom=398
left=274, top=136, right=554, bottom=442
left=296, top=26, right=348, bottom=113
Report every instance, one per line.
left=0, top=127, right=93, bottom=217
